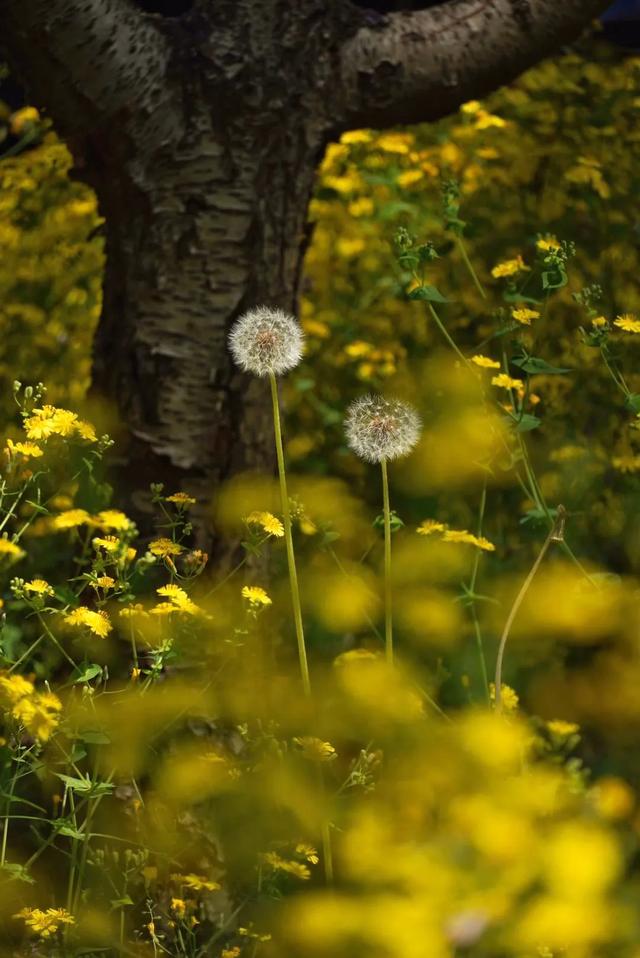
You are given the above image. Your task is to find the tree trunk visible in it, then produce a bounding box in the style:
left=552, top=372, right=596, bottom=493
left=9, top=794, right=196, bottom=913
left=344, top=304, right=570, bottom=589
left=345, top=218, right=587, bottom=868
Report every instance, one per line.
left=90, top=108, right=324, bottom=540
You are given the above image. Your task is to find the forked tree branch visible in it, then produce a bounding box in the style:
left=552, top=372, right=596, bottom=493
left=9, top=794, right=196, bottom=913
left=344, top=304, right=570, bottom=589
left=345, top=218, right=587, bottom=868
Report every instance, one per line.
left=339, top=0, right=610, bottom=128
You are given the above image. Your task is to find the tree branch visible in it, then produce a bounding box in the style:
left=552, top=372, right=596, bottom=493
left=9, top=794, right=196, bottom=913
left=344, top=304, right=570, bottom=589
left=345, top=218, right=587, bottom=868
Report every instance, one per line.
left=339, top=0, right=611, bottom=129
left=0, top=0, right=176, bottom=142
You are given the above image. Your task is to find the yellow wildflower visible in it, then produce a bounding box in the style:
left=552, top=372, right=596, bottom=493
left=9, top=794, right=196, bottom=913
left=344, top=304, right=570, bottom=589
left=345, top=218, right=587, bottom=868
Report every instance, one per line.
left=491, top=373, right=524, bottom=390
left=546, top=720, right=579, bottom=738
left=614, top=313, right=640, bottom=333
left=242, top=586, right=272, bottom=606
left=340, top=129, right=372, bottom=145
left=592, top=316, right=608, bottom=327
left=13, top=907, right=74, bottom=938
left=13, top=691, right=62, bottom=742
left=172, top=873, right=221, bottom=892
left=93, top=510, right=133, bottom=531
left=10, top=106, right=40, bottom=134
left=441, top=529, right=496, bottom=551
left=261, top=852, right=311, bottom=880
left=490, top=682, right=519, bottom=712
left=64, top=607, right=112, bottom=638
left=165, top=492, right=196, bottom=506
left=471, top=354, right=501, bottom=369
left=24, top=579, right=54, bottom=596
left=94, top=576, right=115, bottom=589
left=0, top=538, right=25, bottom=563
left=295, top=843, right=319, bottom=864
left=149, top=538, right=184, bottom=557
left=397, top=169, right=423, bottom=188
left=417, top=519, right=447, bottom=536
left=156, top=584, right=198, bottom=615
left=474, top=110, right=507, bottom=130
left=222, top=949, right=241, bottom=958
left=491, top=255, right=530, bottom=278
left=0, top=672, right=34, bottom=707
left=75, top=420, right=97, bottom=441
left=245, top=511, right=284, bottom=538
left=171, top=898, right=187, bottom=919
left=460, top=100, right=481, bottom=114
left=592, top=777, right=635, bottom=820
left=536, top=235, right=561, bottom=252
left=512, top=306, right=540, bottom=325
left=294, top=737, right=337, bottom=761
left=376, top=132, right=413, bottom=154
left=5, top=439, right=43, bottom=458
left=52, top=509, right=91, bottom=530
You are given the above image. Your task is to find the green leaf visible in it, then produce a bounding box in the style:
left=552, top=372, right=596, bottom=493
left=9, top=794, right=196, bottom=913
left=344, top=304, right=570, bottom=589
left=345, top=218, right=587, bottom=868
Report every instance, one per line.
left=512, top=353, right=571, bottom=376
left=625, top=394, right=640, bottom=414
left=0, top=862, right=35, bottom=883
left=79, top=729, right=111, bottom=745
left=110, top=896, right=134, bottom=910
left=58, top=824, right=84, bottom=840
left=542, top=266, right=568, bottom=290
left=505, top=413, right=541, bottom=433
left=407, top=284, right=448, bottom=303
left=73, top=664, right=103, bottom=684
left=54, top=773, right=94, bottom=793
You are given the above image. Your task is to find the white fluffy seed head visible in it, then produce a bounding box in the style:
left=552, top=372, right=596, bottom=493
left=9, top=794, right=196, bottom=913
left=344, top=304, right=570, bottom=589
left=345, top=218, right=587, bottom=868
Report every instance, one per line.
left=345, top=395, right=421, bottom=464
left=228, top=306, right=304, bottom=377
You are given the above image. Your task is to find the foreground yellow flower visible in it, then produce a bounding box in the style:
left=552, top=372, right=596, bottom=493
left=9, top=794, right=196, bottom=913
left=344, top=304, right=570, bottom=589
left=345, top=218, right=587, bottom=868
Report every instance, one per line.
left=512, top=306, right=540, bottom=325
left=245, top=511, right=285, bottom=538
left=442, top=529, right=495, bottom=551
left=491, top=373, right=523, bottom=390
left=471, top=354, right=501, bottom=369
left=155, top=584, right=198, bottom=615
left=614, top=313, right=640, bottom=333
left=242, top=585, right=272, bottom=606
left=149, top=537, right=184, bottom=558
left=14, top=907, right=74, bottom=938
left=52, top=509, right=91, bottom=530
left=24, top=579, right=54, bottom=596
left=0, top=538, right=26, bottom=563
left=5, top=439, right=43, bottom=458
left=64, top=607, right=112, bottom=638
left=491, top=255, right=529, bottom=278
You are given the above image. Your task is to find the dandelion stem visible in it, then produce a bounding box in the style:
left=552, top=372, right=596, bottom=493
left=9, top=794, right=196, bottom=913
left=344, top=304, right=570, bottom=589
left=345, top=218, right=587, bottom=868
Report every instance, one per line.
left=494, top=505, right=565, bottom=711
left=380, top=458, right=393, bottom=664
left=269, top=372, right=311, bottom=696
left=455, top=235, right=487, bottom=300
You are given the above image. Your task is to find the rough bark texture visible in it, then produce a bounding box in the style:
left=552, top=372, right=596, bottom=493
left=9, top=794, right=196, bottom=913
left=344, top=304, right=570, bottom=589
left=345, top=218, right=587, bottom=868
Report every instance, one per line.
left=0, top=0, right=610, bottom=543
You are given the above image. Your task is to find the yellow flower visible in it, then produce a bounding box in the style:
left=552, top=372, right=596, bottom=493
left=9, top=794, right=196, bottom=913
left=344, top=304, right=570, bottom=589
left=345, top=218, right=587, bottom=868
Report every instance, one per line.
left=614, top=313, right=640, bottom=333
left=460, top=100, right=481, bottom=114
left=156, top=584, right=198, bottom=615
left=93, top=510, right=133, bottom=531
left=491, top=255, right=529, bottom=278
left=592, top=315, right=608, bottom=328
left=52, top=509, right=91, bottom=530
left=261, top=852, right=311, bottom=880
left=376, top=132, right=413, bottom=154
left=340, top=129, right=372, bottom=145
left=242, top=585, right=272, bottom=606
left=94, top=576, right=115, bottom=589
left=13, top=907, right=74, bottom=938
left=293, top=737, right=337, bottom=761
left=536, top=235, right=561, bottom=252
left=295, top=843, right=319, bottom=864
left=471, top=354, right=501, bottom=369
left=5, top=439, right=43, bottom=458
left=0, top=538, right=26, bottom=563
left=417, top=519, right=446, bottom=536
left=490, top=682, right=519, bottom=711
left=512, top=306, right=540, bottom=325
left=442, top=529, right=496, bottom=551
left=171, top=898, right=187, bottom=920
left=396, top=169, right=423, bottom=188
left=592, top=777, right=635, bottom=820
left=474, top=110, right=507, bottom=130
left=344, top=340, right=372, bottom=360
left=165, top=492, right=196, bottom=506
left=10, top=107, right=40, bottom=134
left=24, top=579, right=54, bottom=596
left=491, top=373, right=523, bottom=390
left=0, top=672, right=35, bottom=707
left=546, top=719, right=579, bottom=738
left=245, top=511, right=284, bottom=538
left=149, top=538, right=185, bottom=557
left=172, top=873, right=221, bottom=892
left=13, top=691, right=62, bottom=741
left=64, top=607, right=112, bottom=638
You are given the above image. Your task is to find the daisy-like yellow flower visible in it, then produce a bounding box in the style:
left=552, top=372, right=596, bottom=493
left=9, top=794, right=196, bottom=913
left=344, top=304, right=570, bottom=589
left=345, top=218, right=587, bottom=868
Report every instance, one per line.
left=165, top=492, right=196, bottom=507
left=64, top=607, right=112, bottom=638
left=155, top=583, right=199, bottom=615
left=296, top=843, right=319, bottom=864
left=491, top=255, right=529, bottom=278
left=417, top=519, right=446, bottom=536
left=242, top=585, right=272, bottom=606
left=471, top=354, right=501, bottom=369
left=171, top=873, right=221, bottom=892
left=293, top=736, right=337, bottom=761
left=614, top=313, right=640, bottom=334
left=94, top=576, right=115, bottom=589
left=171, top=898, right=187, bottom=920
left=24, top=405, right=78, bottom=440
left=5, top=439, right=43, bottom=458
left=0, top=672, right=35, bottom=706
left=93, top=510, right=133, bottom=531
left=547, top=719, right=579, bottom=738
left=261, top=852, right=311, bottom=881
left=52, top=509, right=91, bottom=530
left=24, top=579, right=54, bottom=596
left=491, top=373, right=523, bottom=391
left=474, top=110, right=506, bottom=130
left=536, top=235, right=561, bottom=252
left=489, top=682, right=519, bottom=712
left=149, top=538, right=184, bottom=558
left=13, top=691, right=63, bottom=742
left=13, top=907, right=74, bottom=939
left=441, top=529, right=495, bottom=551
left=0, top=538, right=25, bottom=563
left=592, top=316, right=608, bottom=328
left=512, top=306, right=540, bottom=325
left=246, top=511, right=285, bottom=538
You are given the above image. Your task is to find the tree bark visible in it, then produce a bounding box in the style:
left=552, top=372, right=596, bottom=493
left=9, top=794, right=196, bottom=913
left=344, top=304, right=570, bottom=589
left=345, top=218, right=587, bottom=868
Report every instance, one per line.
left=0, top=0, right=610, bottom=544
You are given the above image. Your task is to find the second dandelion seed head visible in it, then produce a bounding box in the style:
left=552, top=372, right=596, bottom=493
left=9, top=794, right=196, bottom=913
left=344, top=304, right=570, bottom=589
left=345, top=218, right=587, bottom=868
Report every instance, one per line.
left=228, top=306, right=304, bottom=377
left=345, top=395, right=421, bottom=463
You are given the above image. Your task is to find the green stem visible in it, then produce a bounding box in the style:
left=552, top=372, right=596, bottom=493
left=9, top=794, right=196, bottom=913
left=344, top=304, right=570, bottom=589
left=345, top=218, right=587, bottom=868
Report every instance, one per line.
left=269, top=372, right=310, bottom=697
left=428, top=304, right=471, bottom=368
left=468, top=481, right=490, bottom=703
left=455, top=235, right=487, bottom=300
left=380, top=459, right=393, bottom=664
left=494, top=506, right=565, bottom=710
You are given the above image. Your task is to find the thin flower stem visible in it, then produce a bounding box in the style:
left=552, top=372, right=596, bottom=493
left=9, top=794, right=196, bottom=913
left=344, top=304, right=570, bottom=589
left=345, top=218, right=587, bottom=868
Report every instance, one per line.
left=468, top=480, right=490, bottom=702
left=269, top=372, right=311, bottom=697
left=455, top=235, right=487, bottom=300
left=494, top=506, right=565, bottom=710
left=380, top=459, right=393, bottom=664
left=428, top=304, right=471, bottom=368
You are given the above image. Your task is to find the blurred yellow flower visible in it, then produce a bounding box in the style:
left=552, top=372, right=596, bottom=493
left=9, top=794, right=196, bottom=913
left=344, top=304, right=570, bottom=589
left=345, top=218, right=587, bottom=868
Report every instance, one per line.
left=614, top=313, right=640, bottom=333
left=149, top=538, right=184, bottom=557
left=491, top=255, right=530, bottom=278
left=241, top=585, right=272, bottom=606
left=492, top=373, right=523, bottom=390
left=245, top=511, right=284, bottom=537
left=512, top=306, right=540, bottom=325
left=64, top=607, right=112, bottom=638
left=471, top=354, right=501, bottom=369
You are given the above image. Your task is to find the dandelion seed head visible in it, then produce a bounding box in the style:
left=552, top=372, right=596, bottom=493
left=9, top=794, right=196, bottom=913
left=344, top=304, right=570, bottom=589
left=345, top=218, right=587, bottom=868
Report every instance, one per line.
left=228, top=306, right=304, bottom=377
left=345, top=395, right=421, bottom=463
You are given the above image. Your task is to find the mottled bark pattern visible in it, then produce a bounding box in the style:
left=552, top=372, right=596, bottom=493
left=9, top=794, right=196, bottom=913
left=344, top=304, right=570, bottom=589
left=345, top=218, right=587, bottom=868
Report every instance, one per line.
left=0, top=0, right=609, bottom=540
